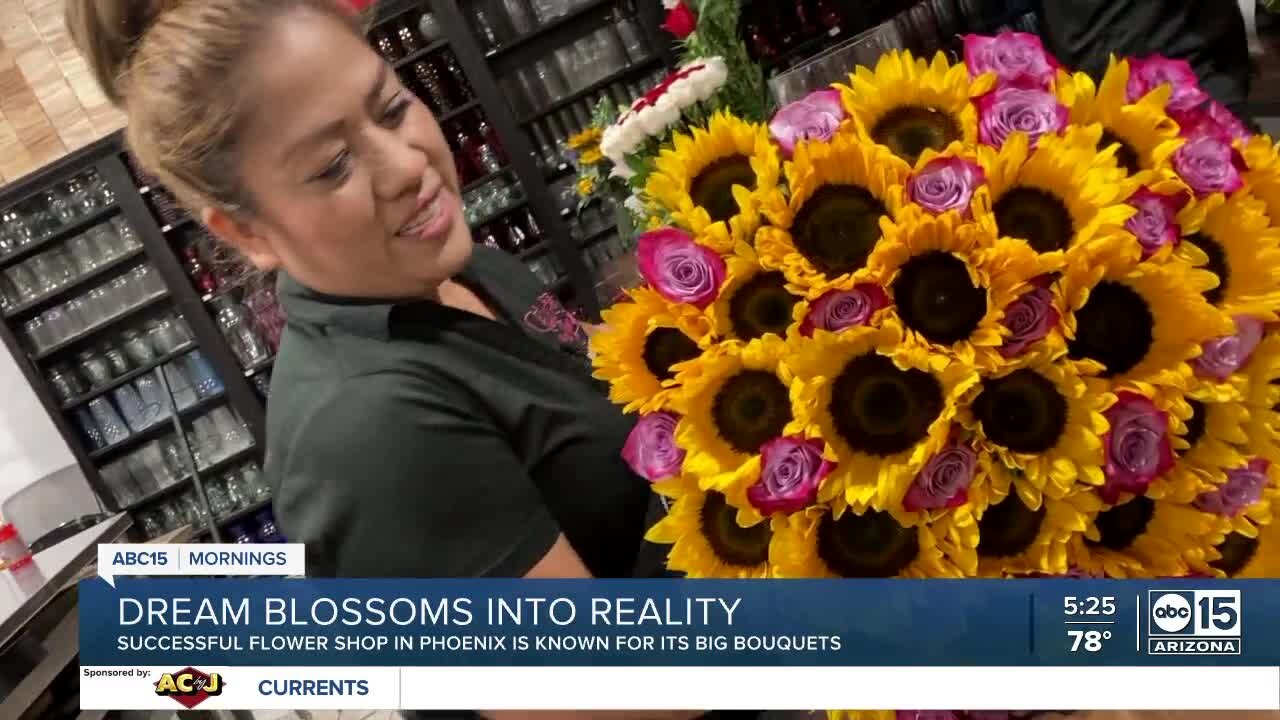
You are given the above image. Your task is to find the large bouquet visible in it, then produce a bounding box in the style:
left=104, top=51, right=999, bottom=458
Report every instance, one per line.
left=592, top=31, right=1280, bottom=603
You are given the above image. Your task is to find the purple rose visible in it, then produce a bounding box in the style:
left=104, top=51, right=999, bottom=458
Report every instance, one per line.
left=799, top=283, right=889, bottom=337
left=746, top=436, right=834, bottom=515
left=907, top=156, right=987, bottom=217
left=999, top=281, right=1059, bottom=358
left=768, top=89, right=847, bottom=158
left=1193, top=315, right=1266, bottom=381
left=636, top=227, right=727, bottom=309
left=622, top=412, right=686, bottom=482
left=1100, top=392, right=1174, bottom=504
left=903, top=441, right=977, bottom=511
left=1126, top=55, right=1209, bottom=114
left=963, top=32, right=1060, bottom=88
left=1173, top=132, right=1247, bottom=197
left=1125, top=187, right=1190, bottom=258
left=1195, top=459, right=1270, bottom=517
left=975, top=80, right=1069, bottom=149
left=1174, top=100, right=1252, bottom=144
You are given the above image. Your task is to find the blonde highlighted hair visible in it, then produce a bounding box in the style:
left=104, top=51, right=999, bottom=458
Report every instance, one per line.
left=66, top=0, right=365, bottom=214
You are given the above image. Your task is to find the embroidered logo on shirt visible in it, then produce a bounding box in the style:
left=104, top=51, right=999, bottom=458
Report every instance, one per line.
left=524, top=292, right=587, bottom=351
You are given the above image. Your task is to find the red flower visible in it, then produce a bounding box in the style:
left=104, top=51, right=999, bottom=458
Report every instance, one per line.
left=339, top=0, right=376, bottom=14
left=662, top=1, right=698, bottom=38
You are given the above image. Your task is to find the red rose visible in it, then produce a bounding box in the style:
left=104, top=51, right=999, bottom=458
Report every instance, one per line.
left=662, top=1, right=698, bottom=39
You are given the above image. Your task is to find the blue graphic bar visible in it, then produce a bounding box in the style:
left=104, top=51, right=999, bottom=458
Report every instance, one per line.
left=78, top=578, right=1280, bottom=667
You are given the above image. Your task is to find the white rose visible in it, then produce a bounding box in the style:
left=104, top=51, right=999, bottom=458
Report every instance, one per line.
left=662, top=80, right=698, bottom=114
left=611, top=163, right=637, bottom=180
left=625, top=195, right=646, bottom=215
left=616, top=118, right=646, bottom=154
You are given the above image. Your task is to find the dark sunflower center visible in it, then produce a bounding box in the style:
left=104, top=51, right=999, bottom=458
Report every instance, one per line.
left=642, top=328, right=701, bottom=382
left=728, top=271, right=799, bottom=340
left=1100, top=129, right=1140, bottom=175
left=1087, top=495, right=1155, bottom=551
left=977, top=493, right=1047, bottom=558
left=689, top=155, right=757, bottom=225
left=816, top=510, right=920, bottom=577
left=829, top=354, right=944, bottom=456
left=994, top=187, right=1075, bottom=254
left=699, top=491, right=772, bottom=567
left=1181, top=399, right=1207, bottom=455
left=1188, top=232, right=1229, bottom=306
left=791, top=185, right=888, bottom=277
left=1211, top=532, right=1259, bottom=577
left=711, top=369, right=793, bottom=455
left=894, top=251, right=988, bottom=344
left=871, top=105, right=962, bottom=165
left=973, top=368, right=1069, bottom=454
left=1067, top=281, right=1155, bottom=377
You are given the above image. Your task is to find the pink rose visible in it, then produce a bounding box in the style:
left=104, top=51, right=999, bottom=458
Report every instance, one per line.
left=975, top=80, right=1069, bottom=149
left=746, top=436, right=834, bottom=515
left=1173, top=100, right=1252, bottom=143
left=622, top=412, right=686, bottom=482
left=903, top=441, right=977, bottom=511
left=1194, top=459, right=1270, bottom=517
left=1100, top=391, right=1174, bottom=503
left=907, top=156, right=987, bottom=217
left=768, top=89, right=847, bottom=158
left=1126, top=55, right=1209, bottom=114
left=963, top=32, right=1060, bottom=88
left=1125, top=187, right=1190, bottom=258
left=1193, top=315, right=1266, bottom=381
left=636, top=227, right=727, bottom=308
left=1173, top=132, right=1247, bottom=197
left=799, top=283, right=889, bottom=337
left=999, top=280, right=1059, bottom=358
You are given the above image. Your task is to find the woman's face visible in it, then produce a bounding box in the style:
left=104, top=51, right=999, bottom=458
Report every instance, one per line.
left=210, top=9, right=471, bottom=299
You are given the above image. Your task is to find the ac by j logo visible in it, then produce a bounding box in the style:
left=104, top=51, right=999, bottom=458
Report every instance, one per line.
left=1147, top=590, right=1242, bottom=655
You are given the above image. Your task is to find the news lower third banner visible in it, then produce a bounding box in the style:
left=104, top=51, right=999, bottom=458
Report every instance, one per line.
left=78, top=571, right=1280, bottom=712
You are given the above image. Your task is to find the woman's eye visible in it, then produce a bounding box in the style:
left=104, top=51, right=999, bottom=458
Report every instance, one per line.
left=382, top=98, right=411, bottom=126
left=313, top=150, right=352, bottom=183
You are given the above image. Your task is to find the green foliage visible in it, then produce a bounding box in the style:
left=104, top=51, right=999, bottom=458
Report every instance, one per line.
left=684, top=0, right=770, bottom=122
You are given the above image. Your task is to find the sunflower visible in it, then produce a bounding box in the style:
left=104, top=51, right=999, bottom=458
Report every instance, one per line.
left=590, top=286, right=714, bottom=414
left=755, top=134, right=911, bottom=294
left=1069, top=494, right=1230, bottom=578
left=771, top=505, right=969, bottom=578
left=674, top=335, right=799, bottom=481
left=789, top=324, right=979, bottom=514
left=1162, top=384, right=1252, bottom=503
left=1058, top=58, right=1181, bottom=181
left=1243, top=133, right=1280, bottom=223
left=645, top=475, right=773, bottom=578
left=868, top=211, right=1062, bottom=369
left=646, top=111, right=779, bottom=244
left=709, top=246, right=806, bottom=342
left=567, top=127, right=603, bottom=151
left=1212, top=515, right=1280, bottom=578
left=1181, top=191, right=1280, bottom=319
left=1240, top=332, right=1280, bottom=465
left=1060, top=235, right=1233, bottom=387
left=974, top=480, right=1101, bottom=577
left=959, top=359, right=1111, bottom=504
left=838, top=49, right=996, bottom=166
left=975, top=131, right=1133, bottom=261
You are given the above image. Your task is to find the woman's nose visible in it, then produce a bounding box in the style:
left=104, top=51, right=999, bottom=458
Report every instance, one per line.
left=369, top=131, right=429, bottom=200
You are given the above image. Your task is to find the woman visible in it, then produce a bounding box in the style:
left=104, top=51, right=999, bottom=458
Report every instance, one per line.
left=67, top=2, right=701, bottom=716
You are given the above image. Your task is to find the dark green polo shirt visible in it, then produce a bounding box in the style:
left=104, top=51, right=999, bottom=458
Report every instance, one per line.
left=265, top=246, right=662, bottom=579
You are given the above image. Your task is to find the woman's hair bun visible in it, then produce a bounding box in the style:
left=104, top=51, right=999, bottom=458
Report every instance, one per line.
left=65, top=0, right=182, bottom=107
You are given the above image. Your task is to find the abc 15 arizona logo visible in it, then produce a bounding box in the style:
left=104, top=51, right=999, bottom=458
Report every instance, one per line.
left=1146, top=589, right=1242, bottom=655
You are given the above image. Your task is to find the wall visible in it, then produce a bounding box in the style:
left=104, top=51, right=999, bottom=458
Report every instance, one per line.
left=0, top=0, right=123, bottom=504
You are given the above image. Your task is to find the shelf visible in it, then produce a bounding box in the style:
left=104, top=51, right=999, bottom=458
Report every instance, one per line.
left=392, top=39, right=449, bottom=70
left=462, top=166, right=513, bottom=194
left=196, top=445, right=259, bottom=479
left=0, top=205, right=121, bottom=269
left=578, top=223, right=619, bottom=248
left=468, top=198, right=528, bottom=229
left=4, top=247, right=147, bottom=320
left=519, top=57, right=661, bottom=124
left=88, top=390, right=228, bottom=463
left=200, top=498, right=274, bottom=538
left=518, top=242, right=549, bottom=260
left=124, top=476, right=191, bottom=512
left=544, top=163, right=574, bottom=183
left=485, top=0, right=614, bottom=60
left=34, top=291, right=171, bottom=360
left=243, top=355, right=275, bottom=378
left=437, top=99, right=481, bottom=125
left=62, top=342, right=197, bottom=412
left=160, top=217, right=194, bottom=234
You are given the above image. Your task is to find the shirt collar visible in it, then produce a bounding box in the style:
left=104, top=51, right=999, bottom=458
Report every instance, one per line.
left=276, top=273, right=400, bottom=341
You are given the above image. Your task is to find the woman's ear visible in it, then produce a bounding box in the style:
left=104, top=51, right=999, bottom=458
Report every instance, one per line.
left=201, top=206, right=282, bottom=271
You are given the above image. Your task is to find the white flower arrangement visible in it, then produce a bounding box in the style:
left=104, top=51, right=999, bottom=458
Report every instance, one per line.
left=600, top=57, right=729, bottom=179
